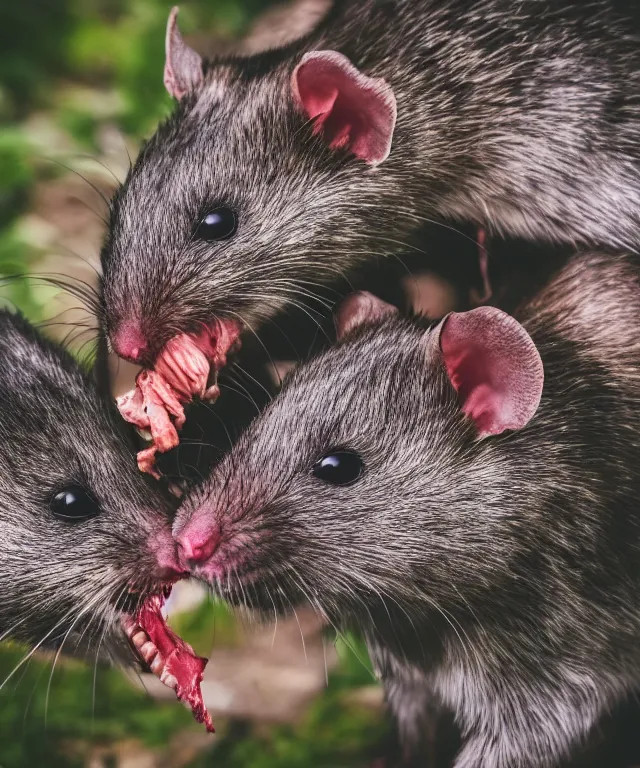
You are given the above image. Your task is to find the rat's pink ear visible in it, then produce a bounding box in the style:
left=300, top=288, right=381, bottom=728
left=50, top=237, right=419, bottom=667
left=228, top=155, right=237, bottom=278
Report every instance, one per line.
left=164, top=7, right=203, bottom=100
left=335, top=291, right=398, bottom=340
left=438, top=307, right=543, bottom=437
left=292, top=51, right=397, bottom=165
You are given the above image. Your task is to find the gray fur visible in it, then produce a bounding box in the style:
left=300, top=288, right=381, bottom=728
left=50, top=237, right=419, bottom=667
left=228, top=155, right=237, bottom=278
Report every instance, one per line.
left=102, top=0, right=640, bottom=355
left=174, top=251, right=640, bottom=767
left=0, top=311, right=175, bottom=662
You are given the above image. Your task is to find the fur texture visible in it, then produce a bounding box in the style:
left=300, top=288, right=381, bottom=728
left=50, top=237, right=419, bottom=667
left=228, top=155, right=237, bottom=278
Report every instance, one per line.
left=174, top=252, right=640, bottom=767
left=0, top=310, right=177, bottom=662
left=102, top=0, right=640, bottom=358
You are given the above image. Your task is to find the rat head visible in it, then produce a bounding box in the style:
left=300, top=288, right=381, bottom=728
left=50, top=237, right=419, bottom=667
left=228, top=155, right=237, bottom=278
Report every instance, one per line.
left=173, top=292, right=543, bottom=637
left=101, top=7, right=401, bottom=365
left=0, top=311, right=183, bottom=662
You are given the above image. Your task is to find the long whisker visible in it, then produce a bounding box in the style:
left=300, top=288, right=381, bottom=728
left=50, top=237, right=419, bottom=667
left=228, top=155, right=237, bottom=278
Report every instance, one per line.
left=44, top=613, right=87, bottom=727
left=67, top=153, right=124, bottom=188
left=41, top=157, right=112, bottom=214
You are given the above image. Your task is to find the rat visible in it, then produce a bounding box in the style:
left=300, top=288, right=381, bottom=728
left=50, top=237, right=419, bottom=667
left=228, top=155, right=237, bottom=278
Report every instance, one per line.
left=171, top=250, right=640, bottom=767
left=100, top=0, right=640, bottom=372
left=99, top=0, right=640, bottom=467
left=0, top=309, right=213, bottom=730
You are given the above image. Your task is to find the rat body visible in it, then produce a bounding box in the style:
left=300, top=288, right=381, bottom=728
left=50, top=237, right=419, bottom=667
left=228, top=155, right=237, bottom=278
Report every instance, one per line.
left=102, top=0, right=640, bottom=367
left=173, top=252, right=640, bottom=767
left=0, top=309, right=182, bottom=665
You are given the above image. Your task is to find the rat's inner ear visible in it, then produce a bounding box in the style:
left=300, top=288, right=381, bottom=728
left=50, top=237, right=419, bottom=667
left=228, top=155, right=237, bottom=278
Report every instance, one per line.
left=164, top=6, right=204, bottom=100
left=291, top=50, right=397, bottom=165
left=335, top=291, right=398, bottom=340
left=437, top=307, right=544, bottom=437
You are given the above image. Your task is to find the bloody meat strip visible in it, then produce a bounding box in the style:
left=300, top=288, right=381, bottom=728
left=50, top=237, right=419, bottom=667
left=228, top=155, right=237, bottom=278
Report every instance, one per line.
left=137, top=369, right=186, bottom=450
left=136, top=444, right=161, bottom=479
left=192, top=322, right=241, bottom=372
left=117, top=369, right=186, bottom=476
left=131, top=594, right=215, bottom=733
left=154, top=324, right=241, bottom=401
left=116, top=323, right=241, bottom=477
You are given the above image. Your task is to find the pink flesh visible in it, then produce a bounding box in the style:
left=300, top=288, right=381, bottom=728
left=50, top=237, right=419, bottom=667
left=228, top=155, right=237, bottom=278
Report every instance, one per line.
left=116, top=320, right=241, bottom=476
left=154, top=334, right=211, bottom=399
left=130, top=594, right=214, bottom=732
left=137, top=444, right=161, bottom=480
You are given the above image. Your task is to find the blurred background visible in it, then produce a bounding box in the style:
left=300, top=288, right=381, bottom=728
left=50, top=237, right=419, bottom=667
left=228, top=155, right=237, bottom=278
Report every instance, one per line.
left=0, top=0, right=392, bottom=765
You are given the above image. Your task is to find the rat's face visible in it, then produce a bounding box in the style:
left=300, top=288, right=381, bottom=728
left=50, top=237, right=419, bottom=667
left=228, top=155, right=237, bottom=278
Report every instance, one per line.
left=101, top=83, right=336, bottom=361
left=101, top=37, right=407, bottom=366
left=172, top=299, right=544, bottom=637
left=0, top=314, right=181, bottom=660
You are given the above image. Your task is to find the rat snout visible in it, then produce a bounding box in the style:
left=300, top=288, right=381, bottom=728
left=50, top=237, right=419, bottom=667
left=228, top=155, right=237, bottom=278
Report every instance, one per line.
left=149, top=529, right=189, bottom=582
left=175, top=514, right=222, bottom=572
left=111, top=321, right=149, bottom=364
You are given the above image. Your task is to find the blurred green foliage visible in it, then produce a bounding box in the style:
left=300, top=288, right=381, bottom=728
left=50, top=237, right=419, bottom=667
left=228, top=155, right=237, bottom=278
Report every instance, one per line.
left=202, top=699, right=384, bottom=768
left=171, top=594, right=241, bottom=654
left=0, top=130, right=34, bottom=224
left=0, top=0, right=74, bottom=120
left=0, top=615, right=386, bottom=767
left=1, top=0, right=269, bottom=130
left=190, top=632, right=386, bottom=768
left=0, top=130, right=44, bottom=319
left=0, top=641, right=196, bottom=768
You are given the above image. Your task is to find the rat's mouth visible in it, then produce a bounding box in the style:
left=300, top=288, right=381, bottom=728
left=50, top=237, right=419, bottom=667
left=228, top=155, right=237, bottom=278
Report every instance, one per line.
left=117, top=319, right=242, bottom=477
left=122, top=587, right=214, bottom=733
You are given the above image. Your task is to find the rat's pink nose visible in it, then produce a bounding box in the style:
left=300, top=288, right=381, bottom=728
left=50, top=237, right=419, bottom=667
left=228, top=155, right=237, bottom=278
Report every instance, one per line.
left=176, top=525, right=221, bottom=569
left=112, top=323, right=148, bottom=363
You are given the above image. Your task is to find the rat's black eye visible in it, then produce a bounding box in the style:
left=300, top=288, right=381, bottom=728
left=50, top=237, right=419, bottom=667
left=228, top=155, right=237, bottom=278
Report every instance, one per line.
left=50, top=486, right=100, bottom=522
left=312, top=450, right=363, bottom=486
left=195, top=208, right=237, bottom=241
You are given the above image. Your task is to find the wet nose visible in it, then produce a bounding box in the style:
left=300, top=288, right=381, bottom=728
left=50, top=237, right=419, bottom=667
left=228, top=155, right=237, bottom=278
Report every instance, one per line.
left=112, top=322, right=148, bottom=363
left=176, top=526, right=221, bottom=569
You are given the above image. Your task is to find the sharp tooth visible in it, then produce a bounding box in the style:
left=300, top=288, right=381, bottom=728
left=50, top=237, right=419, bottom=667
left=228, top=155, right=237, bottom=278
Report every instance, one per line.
left=124, top=626, right=134, bottom=639
left=136, top=427, right=153, bottom=442
left=132, top=631, right=149, bottom=648
left=140, top=641, right=157, bottom=662
left=160, top=671, right=178, bottom=689
left=150, top=653, right=165, bottom=674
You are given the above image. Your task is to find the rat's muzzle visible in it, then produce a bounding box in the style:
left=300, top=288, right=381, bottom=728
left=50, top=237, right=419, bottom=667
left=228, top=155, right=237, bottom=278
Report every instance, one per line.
left=122, top=587, right=214, bottom=733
